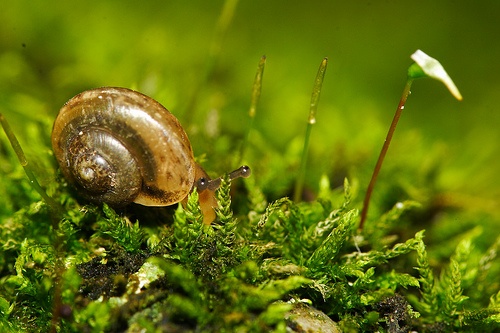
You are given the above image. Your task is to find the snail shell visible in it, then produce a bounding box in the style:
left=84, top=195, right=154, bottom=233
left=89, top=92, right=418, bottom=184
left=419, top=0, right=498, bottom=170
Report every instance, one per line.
left=51, top=87, right=198, bottom=208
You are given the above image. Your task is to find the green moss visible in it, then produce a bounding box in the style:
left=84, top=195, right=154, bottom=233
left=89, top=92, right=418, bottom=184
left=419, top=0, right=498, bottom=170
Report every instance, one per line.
left=1, top=111, right=500, bottom=332
left=1, top=2, right=499, bottom=332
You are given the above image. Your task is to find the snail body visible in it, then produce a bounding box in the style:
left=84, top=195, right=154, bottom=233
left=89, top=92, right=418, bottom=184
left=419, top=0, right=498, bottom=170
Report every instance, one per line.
left=52, top=87, right=250, bottom=224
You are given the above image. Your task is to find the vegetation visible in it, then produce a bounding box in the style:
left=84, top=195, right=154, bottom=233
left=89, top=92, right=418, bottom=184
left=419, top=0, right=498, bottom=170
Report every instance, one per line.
left=1, top=1, right=499, bottom=332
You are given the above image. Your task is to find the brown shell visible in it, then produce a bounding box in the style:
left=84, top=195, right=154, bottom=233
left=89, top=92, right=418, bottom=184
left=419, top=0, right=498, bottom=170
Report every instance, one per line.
left=51, top=87, right=196, bottom=206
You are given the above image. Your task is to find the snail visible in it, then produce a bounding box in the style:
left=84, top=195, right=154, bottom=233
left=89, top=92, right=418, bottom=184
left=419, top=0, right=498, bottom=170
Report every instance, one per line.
left=51, top=87, right=250, bottom=224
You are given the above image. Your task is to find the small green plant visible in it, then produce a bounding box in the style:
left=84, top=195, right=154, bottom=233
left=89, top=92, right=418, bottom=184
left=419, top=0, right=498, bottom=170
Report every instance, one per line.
left=239, top=55, right=266, bottom=164
left=293, top=57, right=328, bottom=202
left=359, top=50, right=463, bottom=230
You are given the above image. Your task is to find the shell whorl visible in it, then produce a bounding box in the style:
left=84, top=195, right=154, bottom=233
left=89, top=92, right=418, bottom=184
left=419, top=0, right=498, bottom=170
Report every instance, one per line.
left=51, top=87, right=196, bottom=206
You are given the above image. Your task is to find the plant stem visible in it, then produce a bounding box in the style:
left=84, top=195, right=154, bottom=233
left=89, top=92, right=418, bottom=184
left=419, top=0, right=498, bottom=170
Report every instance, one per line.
left=359, top=77, right=414, bottom=230
left=1, top=113, right=67, bottom=333
left=240, top=55, right=266, bottom=164
left=293, top=57, right=328, bottom=202
left=0, top=113, right=64, bottom=220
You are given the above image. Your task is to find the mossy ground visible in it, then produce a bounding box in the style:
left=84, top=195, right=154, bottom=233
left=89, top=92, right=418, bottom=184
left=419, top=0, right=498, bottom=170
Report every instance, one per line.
left=1, top=146, right=499, bottom=331
left=1, top=1, right=500, bottom=332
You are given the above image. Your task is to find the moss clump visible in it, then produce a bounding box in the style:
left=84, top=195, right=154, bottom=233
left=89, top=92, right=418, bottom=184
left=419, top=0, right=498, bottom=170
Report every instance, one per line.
left=0, top=135, right=499, bottom=332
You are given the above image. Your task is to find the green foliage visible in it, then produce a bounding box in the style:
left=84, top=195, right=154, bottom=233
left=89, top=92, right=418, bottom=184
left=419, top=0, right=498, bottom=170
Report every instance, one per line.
left=414, top=230, right=438, bottom=316
left=94, top=203, right=145, bottom=253
left=2, top=131, right=499, bottom=332
left=0, top=4, right=499, bottom=331
left=410, top=230, right=500, bottom=331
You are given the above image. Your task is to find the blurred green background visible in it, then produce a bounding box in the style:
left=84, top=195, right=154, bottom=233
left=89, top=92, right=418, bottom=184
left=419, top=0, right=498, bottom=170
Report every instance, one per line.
left=1, top=0, right=498, bottom=213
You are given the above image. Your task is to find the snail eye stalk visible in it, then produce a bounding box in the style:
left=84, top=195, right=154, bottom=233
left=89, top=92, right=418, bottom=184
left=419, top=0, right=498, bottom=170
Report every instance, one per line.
left=196, top=165, right=251, bottom=192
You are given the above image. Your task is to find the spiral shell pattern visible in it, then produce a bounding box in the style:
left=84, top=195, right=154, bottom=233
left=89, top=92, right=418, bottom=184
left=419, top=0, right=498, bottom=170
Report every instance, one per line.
left=52, top=87, right=195, bottom=206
